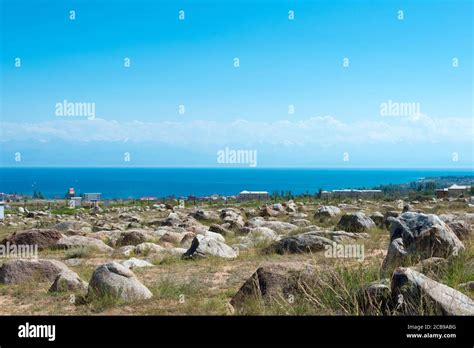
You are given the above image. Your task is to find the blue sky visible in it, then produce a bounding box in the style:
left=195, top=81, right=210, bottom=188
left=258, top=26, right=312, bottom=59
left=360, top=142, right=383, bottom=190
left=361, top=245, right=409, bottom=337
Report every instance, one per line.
left=0, top=0, right=473, bottom=167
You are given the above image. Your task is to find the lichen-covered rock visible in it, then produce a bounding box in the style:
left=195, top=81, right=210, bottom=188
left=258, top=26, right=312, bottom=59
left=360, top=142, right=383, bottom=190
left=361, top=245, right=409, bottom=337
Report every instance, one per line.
left=381, top=212, right=465, bottom=276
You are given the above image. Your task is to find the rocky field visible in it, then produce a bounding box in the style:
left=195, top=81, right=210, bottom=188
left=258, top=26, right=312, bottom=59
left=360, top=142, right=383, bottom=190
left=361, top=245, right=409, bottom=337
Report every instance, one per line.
left=0, top=198, right=473, bottom=315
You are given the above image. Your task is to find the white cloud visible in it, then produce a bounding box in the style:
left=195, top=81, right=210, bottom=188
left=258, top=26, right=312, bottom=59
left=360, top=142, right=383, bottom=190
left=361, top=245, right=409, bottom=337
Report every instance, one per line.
left=0, top=115, right=472, bottom=146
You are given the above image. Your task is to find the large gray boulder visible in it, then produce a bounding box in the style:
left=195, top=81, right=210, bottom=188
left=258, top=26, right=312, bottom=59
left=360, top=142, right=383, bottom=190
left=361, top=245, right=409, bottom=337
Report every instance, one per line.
left=182, top=235, right=238, bottom=259
left=314, top=205, right=341, bottom=220
left=0, top=259, right=72, bottom=284
left=336, top=212, right=375, bottom=232
left=1, top=229, right=63, bottom=250
left=87, top=262, right=152, bottom=302
left=116, top=230, right=147, bottom=247
left=230, top=263, right=315, bottom=312
left=391, top=267, right=474, bottom=315
left=264, top=232, right=334, bottom=254
left=220, top=208, right=245, bottom=229
left=56, top=235, right=113, bottom=253
left=381, top=212, right=465, bottom=276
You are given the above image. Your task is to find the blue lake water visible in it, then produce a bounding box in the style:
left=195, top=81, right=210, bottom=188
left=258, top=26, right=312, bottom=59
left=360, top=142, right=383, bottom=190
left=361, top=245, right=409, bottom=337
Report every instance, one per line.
left=0, top=167, right=472, bottom=199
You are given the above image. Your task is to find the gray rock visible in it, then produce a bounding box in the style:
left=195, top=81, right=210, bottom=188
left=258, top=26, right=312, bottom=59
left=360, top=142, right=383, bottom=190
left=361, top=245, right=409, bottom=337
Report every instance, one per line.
left=458, top=281, right=474, bottom=291
left=121, top=257, right=154, bottom=269
left=116, top=231, right=147, bottom=247
left=265, top=232, right=334, bottom=254
left=220, top=209, right=245, bottom=229
left=391, top=267, right=474, bottom=315
left=182, top=235, right=238, bottom=259
left=356, top=279, right=392, bottom=315
left=308, top=230, right=369, bottom=243
left=230, top=263, right=315, bottom=312
left=56, top=235, right=113, bottom=253
left=209, top=224, right=233, bottom=236
left=370, top=212, right=384, bottom=228
left=204, top=231, right=226, bottom=243
left=445, top=220, right=471, bottom=240
left=0, top=259, right=72, bottom=284
left=87, top=262, right=152, bottom=302
left=192, top=209, right=219, bottom=221
left=314, top=205, right=341, bottom=220
left=52, top=220, right=87, bottom=233
left=247, top=217, right=298, bottom=234
left=49, top=271, right=88, bottom=293
left=247, top=227, right=280, bottom=244
left=134, top=242, right=165, bottom=255
left=1, top=229, right=63, bottom=250
left=390, top=212, right=463, bottom=257
left=336, top=212, right=375, bottom=233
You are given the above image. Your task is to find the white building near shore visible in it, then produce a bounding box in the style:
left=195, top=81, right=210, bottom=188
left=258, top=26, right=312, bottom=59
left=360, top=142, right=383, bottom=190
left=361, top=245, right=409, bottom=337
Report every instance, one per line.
left=238, top=190, right=269, bottom=201
left=320, top=189, right=383, bottom=199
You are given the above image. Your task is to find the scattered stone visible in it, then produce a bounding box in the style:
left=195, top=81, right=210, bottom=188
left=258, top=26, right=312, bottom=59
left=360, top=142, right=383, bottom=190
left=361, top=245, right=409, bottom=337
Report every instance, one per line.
left=121, top=258, right=154, bottom=269
left=336, top=212, right=375, bottom=233
left=209, top=224, right=233, bottom=236
left=49, top=271, right=88, bottom=293
left=314, top=205, right=341, bottom=220
left=370, top=212, right=384, bottom=228
left=220, top=208, right=245, bottom=229
left=204, top=231, right=226, bottom=243
left=391, top=267, right=474, bottom=315
left=230, top=263, right=315, bottom=312
left=192, top=209, right=219, bottom=221
left=458, top=281, right=474, bottom=291
left=182, top=235, right=238, bottom=259
left=356, top=279, right=392, bottom=315
left=0, top=259, right=72, bottom=284
left=1, top=229, right=63, bottom=250
left=445, top=220, right=471, bottom=240
left=381, top=213, right=465, bottom=276
left=116, top=231, right=147, bottom=247
left=247, top=217, right=298, bottom=234
left=265, top=232, right=334, bottom=254
left=134, top=242, right=164, bottom=255
left=56, top=235, right=113, bottom=253
left=87, top=262, right=152, bottom=302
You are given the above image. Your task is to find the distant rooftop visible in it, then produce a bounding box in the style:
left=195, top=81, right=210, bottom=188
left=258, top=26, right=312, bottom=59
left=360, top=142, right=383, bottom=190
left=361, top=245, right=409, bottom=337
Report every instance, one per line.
left=448, top=184, right=469, bottom=189
left=240, top=190, right=269, bottom=194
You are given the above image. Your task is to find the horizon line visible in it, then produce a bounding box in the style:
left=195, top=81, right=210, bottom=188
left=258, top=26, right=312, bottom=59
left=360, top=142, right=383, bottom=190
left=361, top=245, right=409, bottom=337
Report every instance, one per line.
left=0, top=165, right=473, bottom=170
